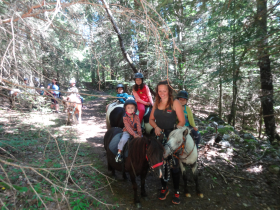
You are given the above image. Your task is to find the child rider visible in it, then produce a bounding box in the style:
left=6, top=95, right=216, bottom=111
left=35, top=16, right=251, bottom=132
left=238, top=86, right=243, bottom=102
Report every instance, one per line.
left=116, top=84, right=132, bottom=103
left=177, top=90, right=201, bottom=148
left=132, top=73, right=153, bottom=123
left=115, top=99, right=142, bottom=162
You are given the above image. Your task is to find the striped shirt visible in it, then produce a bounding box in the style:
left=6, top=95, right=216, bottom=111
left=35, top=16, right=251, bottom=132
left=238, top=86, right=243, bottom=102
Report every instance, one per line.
left=123, top=114, right=142, bottom=137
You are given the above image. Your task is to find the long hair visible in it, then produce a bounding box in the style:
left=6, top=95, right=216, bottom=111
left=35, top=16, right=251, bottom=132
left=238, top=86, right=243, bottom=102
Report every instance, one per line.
left=154, top=80, right=174, bottom=110
left=133, top=80, right=145, bottom=91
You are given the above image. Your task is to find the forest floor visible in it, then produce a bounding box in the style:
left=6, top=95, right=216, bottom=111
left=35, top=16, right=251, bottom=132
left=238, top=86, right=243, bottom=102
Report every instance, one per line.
left=0, top=90, right=280, bottom=210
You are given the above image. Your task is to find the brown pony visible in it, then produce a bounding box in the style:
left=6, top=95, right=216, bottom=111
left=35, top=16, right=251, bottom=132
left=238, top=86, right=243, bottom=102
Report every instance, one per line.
left=62, top=95, right=82, bottom=124
left=104, top=127, right=164, bottom=208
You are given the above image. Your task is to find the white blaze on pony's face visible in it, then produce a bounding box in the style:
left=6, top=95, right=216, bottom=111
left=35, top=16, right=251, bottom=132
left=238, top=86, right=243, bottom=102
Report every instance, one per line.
left=163, top=127, right=188, bottom=159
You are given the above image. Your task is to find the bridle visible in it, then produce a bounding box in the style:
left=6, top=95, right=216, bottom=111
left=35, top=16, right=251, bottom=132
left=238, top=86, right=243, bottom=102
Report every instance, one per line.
left=165, top=135, right=195, bottom=160
left=145, top=144, right=163, bottom=170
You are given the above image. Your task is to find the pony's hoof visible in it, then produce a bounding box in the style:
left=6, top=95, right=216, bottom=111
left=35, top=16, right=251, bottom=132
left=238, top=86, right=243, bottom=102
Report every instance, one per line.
left=185, top=193, right=191, bottom=197
left=198, top=193, right=204, bottom=198
left=136, top=203, right=141, bottom=208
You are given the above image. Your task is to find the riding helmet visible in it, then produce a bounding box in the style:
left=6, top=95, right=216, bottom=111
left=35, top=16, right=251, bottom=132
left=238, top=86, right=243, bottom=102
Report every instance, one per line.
left=116, top=84, right=124, bottom=90
left=176, top=90, right=189, bottom=100
left=124, top=99, right=137, bottom=112
left=134, top=72, right=144, bottom=80
left=69, top=78, right=76, bottom=84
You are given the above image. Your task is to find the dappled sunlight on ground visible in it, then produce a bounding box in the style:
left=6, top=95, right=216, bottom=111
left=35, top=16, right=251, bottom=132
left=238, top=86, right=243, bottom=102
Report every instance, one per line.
left=246, top=165, right=263, bottom=173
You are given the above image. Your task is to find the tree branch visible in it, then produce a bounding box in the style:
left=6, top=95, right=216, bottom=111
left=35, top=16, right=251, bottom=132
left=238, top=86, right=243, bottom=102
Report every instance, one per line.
left=100, top=0, right=138, bottom=73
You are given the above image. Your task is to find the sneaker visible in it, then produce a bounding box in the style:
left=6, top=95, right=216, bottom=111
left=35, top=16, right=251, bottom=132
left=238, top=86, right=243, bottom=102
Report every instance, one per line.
left=172, top=191, right=180, bottom=204
left=159, top=187, right=169, bottom=200
left=115, top=153, right=122, bottom=163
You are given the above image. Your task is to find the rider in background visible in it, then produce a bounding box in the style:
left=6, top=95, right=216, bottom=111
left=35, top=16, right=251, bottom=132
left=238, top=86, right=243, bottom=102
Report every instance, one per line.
left=149, top=80, right=185, bottom=205
left=23, top=78, right=29, bottom=86
left=132, top=73, right=153, bottom=123
left=67, top=78, right=85, bottom=108
left=47, top=78, right=60, bottom=113
left=115, top=100, right=142, bottom=163
left=177, top=91, right=201, bottom=148
left=39, top=84, right=45, bottom=95
left=116, top=84, right=132, bottom=103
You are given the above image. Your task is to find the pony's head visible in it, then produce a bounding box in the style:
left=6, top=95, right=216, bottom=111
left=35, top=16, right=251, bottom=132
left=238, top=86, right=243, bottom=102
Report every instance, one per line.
left=163, top=126, right=190, bottom=159
left=129, top=136, right=164, bottom=179
left=146, top=137, right=164, bottom=178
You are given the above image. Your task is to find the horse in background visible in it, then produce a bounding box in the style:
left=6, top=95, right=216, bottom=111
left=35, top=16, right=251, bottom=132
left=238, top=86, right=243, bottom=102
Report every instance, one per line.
left=163, top=126, right=203, bottom=198
left=62, top=95, right=82, bottom=124
left=104, top=127, right=164, bottom=208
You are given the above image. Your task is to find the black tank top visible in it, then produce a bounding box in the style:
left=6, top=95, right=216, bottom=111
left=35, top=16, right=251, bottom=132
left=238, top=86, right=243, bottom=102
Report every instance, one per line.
left=154, top=107, right=177, bottom=130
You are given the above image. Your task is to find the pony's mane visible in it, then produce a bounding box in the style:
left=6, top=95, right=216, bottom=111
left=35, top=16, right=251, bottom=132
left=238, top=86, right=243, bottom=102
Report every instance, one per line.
left=168, top=127, right=189, bottom=144
left=146, top=137, right=164, bottom=164
left=128, top=136, right=163, bottom=169
left=128, top=136, right=149, bottom=166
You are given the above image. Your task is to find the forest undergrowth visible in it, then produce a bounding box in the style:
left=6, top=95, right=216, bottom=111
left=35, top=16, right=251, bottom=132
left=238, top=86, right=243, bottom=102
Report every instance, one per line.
left=0, top=98, right=118, bottom=210
left=0, top=91, right=280, bottom=210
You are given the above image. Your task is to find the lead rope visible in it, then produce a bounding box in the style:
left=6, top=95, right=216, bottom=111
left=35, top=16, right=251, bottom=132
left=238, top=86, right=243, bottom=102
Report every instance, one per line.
left=157, top=132, right=170, bottom=182
left=162, top=161, right=170, bottom=182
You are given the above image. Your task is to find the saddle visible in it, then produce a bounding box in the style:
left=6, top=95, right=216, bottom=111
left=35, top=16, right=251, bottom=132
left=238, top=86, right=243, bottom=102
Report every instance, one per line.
left=108, top=133, right=133, bottom=158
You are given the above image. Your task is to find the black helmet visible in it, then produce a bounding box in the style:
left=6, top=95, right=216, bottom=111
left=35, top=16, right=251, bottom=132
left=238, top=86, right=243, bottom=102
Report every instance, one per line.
left=124, top=99, right=137, bottom=112
left=134, top=73, right=144, bottom=79
left=116, top=84, right=124, bottom=90
left=176, top=90, right=189, bottom=100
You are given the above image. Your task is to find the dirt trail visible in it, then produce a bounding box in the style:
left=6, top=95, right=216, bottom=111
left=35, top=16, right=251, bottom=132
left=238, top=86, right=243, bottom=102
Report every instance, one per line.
left=76, top=92, right=279, bottom=210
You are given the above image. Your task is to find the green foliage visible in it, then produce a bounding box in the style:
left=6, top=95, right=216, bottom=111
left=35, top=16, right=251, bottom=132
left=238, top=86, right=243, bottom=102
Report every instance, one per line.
left=218, top=126, right=234, bottom=135
left=70, top=195, right=90, bottom=210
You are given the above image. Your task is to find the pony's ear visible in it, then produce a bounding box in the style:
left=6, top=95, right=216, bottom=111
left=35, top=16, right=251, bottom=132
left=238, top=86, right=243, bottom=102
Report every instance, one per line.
left=183, top=128, right=189, bottom=136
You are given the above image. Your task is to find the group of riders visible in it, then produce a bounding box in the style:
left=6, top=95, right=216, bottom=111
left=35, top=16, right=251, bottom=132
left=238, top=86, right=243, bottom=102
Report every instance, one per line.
left=112, top=73, right=201, bottom=205
left=27, top=77, right=85, bottom=113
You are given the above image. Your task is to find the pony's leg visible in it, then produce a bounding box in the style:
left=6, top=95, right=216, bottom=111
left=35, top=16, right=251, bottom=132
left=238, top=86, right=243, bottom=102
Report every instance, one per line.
left=129, top=171, right=141, bottom=208
left=191, top=161, right=204, bottom=198
left=78, top=109, right=82, bottom=124
left=67, top=112, right=70, bottom=124
left=179, top=161, right=191, bottom=197
left=140, top=167, right=148, bottom=198
left=107, top=159, right=116, bottom=178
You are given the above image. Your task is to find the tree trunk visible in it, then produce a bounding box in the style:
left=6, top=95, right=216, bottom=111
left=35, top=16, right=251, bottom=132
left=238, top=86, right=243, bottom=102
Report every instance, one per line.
left=90, top=25, right=95, bottom=86
left=97, top=64, right=100, bottom=91
left=100, top=0, right=138, bottom=73
left=228, top=0, right=237, bottom=127
left=108, top=36, right=116, bottom=80
left=218, top=33, right=222, bottom=118
left=257, top=0, right=276, bottom=142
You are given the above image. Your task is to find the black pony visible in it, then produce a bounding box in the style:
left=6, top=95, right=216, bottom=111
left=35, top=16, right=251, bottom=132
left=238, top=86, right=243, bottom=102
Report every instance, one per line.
left=104, top=127, right=164, bottom=208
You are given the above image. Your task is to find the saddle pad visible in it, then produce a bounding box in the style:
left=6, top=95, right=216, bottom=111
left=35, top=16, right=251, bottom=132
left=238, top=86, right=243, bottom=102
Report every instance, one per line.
left=108, top=133, right=129, bottom=157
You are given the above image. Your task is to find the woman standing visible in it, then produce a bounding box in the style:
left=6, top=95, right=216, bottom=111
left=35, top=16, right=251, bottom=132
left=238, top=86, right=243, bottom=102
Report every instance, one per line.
left=149, top=80, right=185, bottom=204
left=47, top=78, right=60, bottom=113
left=132, top=73, right=153, bottom=123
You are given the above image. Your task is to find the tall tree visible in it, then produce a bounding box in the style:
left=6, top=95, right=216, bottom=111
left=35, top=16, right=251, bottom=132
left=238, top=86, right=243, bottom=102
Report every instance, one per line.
left=256, top=0, right=276, bottom=142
